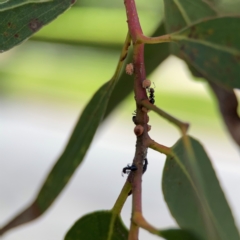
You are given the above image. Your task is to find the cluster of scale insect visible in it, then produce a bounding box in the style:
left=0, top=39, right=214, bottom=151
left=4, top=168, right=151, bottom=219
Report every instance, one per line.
left=124, top=66, right=153, bottom=178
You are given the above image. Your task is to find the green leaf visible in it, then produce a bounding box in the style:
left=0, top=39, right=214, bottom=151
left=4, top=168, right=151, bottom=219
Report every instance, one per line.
left=162, top=136, right=240, bottom=240
left=163, top=0, right=217, bottom=33
left=104, top=22, right=170, bottom=119
left=217, top=1, right=240, bottom=14
left=0, top=80, right=119, bottom=235
left=0, top=0, right=9, bottom=4
left=171, top=16, right=240, bottom=89
left=0, top=0, right=74, bottom=52
left=64, top=212, right=200, bottom=240
left=159, top=229, right=201, bottom=240
left=0, top=33, right=131, bottom=234
left=163, top=0, right=240, bottom=90
left=36, top=82, right=118, bottom=211
left=0, top=0, right=51, bottom=12
left=64, top=211, right=128, bottom=240
left=163, top=0, right=217, bottom=59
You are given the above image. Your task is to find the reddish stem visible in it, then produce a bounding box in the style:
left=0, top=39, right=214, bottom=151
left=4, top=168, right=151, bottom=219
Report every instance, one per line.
left=133, top=44, right=148, bottom=101
left=124, top=0, right=143, bottom=43
left=124, top=0, right=151, bottom=239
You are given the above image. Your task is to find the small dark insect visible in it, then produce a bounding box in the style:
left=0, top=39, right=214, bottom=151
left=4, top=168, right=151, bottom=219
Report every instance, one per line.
left=123, top=158, right=149, bottom=196
left=143, top=158, right=148, bottom=174
left=132, top=110, right=137, bottom=125
left=132, top=115, right=137, bottom=125
left=122, top=158, right=148, bottom=176
left=122, top=164, right=137, bottom=175
left=148, top=87, right=155, bottom=104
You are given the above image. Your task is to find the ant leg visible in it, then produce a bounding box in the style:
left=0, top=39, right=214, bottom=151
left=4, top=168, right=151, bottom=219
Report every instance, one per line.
left=122, top=164, right=137, bottom=176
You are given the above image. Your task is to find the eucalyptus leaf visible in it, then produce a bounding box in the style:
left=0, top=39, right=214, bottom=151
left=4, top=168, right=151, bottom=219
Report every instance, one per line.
left=218, top=1, right=240, bottom=14
left=0, top=0, right=52, bottom=12
left=159, top=228, right=201, bottom=240
left=163, top=0, right=217, bottom=33
left=162, top=136, right=240, bottom=240
left=163, top=0, right=217, bottom=58
left=64, top=212, right=200, bottom=240
left=0, top=0, right=8, bottom=4
left=0, top=0, right=74, bottom=52
left=64, top=211, right=128, bottom=240
left=0, top=34, right=130, bottom=235
left=171, top=16, right=240, bottom=89
left=0, top=81, right=117, bottom=235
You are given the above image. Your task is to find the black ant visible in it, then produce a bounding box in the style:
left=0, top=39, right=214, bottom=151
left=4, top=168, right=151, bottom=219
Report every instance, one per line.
left=122, top=164, right=137, bottom=175
left=142, top=158, right=148, bottom=174
left=148, top=87, right=155, bottom=104
left=122, top=158, right=148, bottom=176
left=122, top=159, right=148, bottom=196
left=132, top=110, right=137, bottom=125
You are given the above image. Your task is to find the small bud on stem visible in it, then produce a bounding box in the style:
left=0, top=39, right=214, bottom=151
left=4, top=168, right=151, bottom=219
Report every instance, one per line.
left=142, top=79, right=151, bottom=89
left=134, top=125, right=144, bottom=136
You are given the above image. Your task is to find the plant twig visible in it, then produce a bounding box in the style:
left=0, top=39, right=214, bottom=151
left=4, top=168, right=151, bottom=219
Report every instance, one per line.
left=124, top=0, right=152, bottom=239
left=127, top=42, right=148, bottom=239
left=137, top=34, right=173, bottom=44
left=141, top=99, right=189, bottom=135
left=124, top=0, right=143, bottom=43
left=132, top=212, right=158, bottom=235
left=111, top=180, right=131, bottom=214
left=112, top=31, right=132, bottom=80
left=148, top=139, right=172, bottom=156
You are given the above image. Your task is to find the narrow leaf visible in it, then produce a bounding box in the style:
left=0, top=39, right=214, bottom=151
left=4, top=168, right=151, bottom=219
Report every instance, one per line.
left=0, top=0, right=52, bottom=12
left=171, top=16, right=240, bottom=89
left=64, top=211, right=128, bottom=240
left=0, top=34, right=131, bottom=235
left=0, top=0, right=74, bottom=52
left=0, top=81, right=116, bottom=235
left=162, top=136, right=240, bottom=240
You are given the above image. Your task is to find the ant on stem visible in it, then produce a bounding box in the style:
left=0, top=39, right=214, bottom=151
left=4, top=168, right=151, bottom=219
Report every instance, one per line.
left=122, top=158, right=148, bottom=176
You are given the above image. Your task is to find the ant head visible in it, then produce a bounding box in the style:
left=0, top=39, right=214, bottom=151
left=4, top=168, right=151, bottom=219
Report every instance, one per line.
left=132, top=116, right=137, bottom=125
left=149, top=88, right=155, bottom=93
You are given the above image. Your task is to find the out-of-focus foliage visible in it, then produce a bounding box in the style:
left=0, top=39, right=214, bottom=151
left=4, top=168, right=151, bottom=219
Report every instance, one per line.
left=65, top=211, right=128, bottom=240
left=0, top=0, right=51, bottom=12
left=163, top=136, right=240, bottom=240
left=0, top=0, right=74, bottom=51
left=171, top=17, right=240, bottom=89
